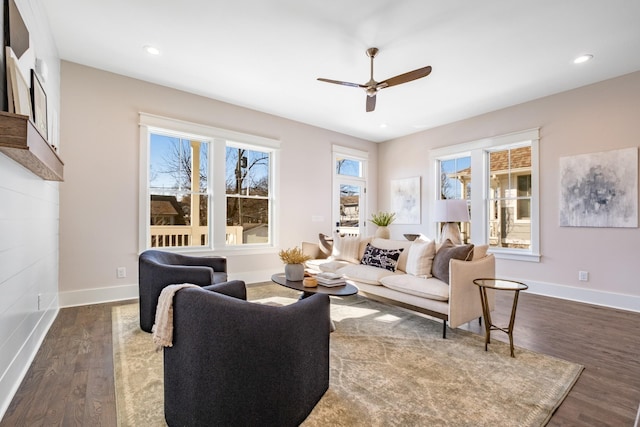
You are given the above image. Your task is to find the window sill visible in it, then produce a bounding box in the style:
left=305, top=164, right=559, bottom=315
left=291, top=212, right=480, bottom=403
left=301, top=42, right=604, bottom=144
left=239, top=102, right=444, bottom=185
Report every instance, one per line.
left=155, top=245, right=278, bottom=257
left=490, top=249, right=541, bottom=263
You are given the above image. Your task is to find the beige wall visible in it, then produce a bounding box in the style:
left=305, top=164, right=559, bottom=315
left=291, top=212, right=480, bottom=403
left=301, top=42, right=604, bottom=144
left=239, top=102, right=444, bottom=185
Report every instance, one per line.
left=58, top=61, right=378, bottom=304
left=379, top=71, right=640, bottom=309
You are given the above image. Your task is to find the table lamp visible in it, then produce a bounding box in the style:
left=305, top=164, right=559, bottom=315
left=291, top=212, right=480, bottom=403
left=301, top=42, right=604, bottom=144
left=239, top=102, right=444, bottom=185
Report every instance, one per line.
left=434, top=199, right=469, bottom=244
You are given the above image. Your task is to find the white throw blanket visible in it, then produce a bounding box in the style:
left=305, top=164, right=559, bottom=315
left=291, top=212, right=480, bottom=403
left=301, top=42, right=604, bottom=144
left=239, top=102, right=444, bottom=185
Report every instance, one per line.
left=152, top=283, right=200, bottom=349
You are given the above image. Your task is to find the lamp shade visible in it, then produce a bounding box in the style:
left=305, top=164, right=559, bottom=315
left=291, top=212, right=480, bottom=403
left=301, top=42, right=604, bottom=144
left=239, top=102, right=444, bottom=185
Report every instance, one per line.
left=433, top=199, right=469, bottom=223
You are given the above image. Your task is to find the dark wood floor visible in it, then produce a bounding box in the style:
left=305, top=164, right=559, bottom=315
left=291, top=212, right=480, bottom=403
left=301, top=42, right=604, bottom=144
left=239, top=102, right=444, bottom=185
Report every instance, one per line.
left=2, top=287, right=639, bottom=426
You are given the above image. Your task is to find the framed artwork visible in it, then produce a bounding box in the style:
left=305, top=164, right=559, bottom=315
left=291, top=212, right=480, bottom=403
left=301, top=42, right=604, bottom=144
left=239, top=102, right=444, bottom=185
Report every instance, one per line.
left=31, top=69, right=48, bottom=139
left=559, top=147, right=638, bottom=228
left=6, top=47, right=32, bottom=118
left=8, top=0, right=30, bottom=59
left=391, top=176, right=421, bottom=224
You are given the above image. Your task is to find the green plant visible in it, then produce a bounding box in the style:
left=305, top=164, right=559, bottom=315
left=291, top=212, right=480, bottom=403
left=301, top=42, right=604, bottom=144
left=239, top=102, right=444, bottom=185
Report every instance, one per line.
left=278, top=246, right=311, bottom=264
left=369, top=211, right=396, bottom=226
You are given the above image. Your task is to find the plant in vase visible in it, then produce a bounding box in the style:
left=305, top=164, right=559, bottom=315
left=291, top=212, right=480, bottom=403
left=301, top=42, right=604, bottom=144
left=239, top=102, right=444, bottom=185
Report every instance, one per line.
left=278, top=246, right=311, bottom=281
left=369, top=211, right=396, bottom=239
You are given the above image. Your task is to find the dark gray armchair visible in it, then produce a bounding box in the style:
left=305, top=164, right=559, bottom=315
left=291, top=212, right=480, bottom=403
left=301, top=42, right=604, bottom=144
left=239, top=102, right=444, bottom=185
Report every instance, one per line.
left=138, top=249, right=227, bottom=332
left=164, top=281, right=331, bottom=427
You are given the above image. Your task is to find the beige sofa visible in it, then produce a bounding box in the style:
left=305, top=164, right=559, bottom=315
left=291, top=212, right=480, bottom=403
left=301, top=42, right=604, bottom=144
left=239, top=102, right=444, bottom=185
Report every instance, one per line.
left=302, top=234, right=495, bottom=338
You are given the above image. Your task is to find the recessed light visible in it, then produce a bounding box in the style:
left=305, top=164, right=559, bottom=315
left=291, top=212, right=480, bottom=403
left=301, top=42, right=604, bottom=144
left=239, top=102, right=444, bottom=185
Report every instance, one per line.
left=379, top=123, right=388, bottom=128
left=574, top=54, right=593, bottom=64
left=144, top=45, right=161, bottom=55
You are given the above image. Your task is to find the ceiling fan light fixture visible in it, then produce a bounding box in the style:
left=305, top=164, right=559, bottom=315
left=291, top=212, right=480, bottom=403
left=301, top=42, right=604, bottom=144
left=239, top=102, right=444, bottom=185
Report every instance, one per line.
left=317, top=47, right=432, bottom=112
left=573, top=54, right=593, bottom=64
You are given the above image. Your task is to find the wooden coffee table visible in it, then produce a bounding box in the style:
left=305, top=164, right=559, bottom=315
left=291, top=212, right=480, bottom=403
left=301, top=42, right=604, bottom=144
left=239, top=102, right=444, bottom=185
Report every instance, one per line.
left=271, top=273, right=358, bottom=299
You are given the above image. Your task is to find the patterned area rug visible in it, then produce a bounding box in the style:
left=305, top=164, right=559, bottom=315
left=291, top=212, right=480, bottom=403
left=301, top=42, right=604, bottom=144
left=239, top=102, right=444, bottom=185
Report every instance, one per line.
left=113, top=284, right=583, bottom=426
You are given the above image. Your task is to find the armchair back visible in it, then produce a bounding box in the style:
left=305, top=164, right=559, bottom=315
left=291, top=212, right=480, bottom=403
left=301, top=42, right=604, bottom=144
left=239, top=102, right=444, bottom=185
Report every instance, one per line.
left=138, top=250, right=227, bottom=332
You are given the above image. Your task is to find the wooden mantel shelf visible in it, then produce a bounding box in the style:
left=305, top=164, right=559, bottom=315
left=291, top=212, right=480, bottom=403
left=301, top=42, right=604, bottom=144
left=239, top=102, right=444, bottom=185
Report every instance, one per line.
left=0, top=111, right=64, bottom=181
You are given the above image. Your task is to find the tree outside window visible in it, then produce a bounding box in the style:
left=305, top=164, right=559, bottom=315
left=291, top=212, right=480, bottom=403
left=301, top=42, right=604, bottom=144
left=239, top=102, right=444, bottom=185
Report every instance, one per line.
left=225, top=146, right=270, bottom=244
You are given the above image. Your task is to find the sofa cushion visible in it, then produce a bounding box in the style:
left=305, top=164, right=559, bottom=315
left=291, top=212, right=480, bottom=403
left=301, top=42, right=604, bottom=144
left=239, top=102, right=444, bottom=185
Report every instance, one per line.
left=431, top=239, right=474, bottom=283
left=331, top=232, right=362, bottom=263
left=336, top=264, right=397, bottom=285
left=370, top=238, right=412, bottom=272
left=331, top=233, right=373, bottom=263
left=380, top=274, right=449, bottom=302
left=360, top=244, right=404, bottom=272
left=405, top=239, right=436, bottom=278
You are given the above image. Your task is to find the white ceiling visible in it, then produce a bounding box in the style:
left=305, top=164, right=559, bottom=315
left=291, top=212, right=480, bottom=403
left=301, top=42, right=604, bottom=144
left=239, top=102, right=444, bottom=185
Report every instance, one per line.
left=41, top=0, right=640, bottom=142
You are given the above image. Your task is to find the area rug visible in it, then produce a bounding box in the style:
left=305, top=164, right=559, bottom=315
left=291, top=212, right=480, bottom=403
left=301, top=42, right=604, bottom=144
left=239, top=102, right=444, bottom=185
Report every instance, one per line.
left=113, top=284, right=583, bottom=426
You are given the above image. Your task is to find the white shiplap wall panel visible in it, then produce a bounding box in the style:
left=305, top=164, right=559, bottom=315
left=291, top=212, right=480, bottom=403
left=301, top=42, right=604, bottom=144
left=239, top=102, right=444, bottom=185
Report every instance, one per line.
left=0, top=151, right=60, bottom=418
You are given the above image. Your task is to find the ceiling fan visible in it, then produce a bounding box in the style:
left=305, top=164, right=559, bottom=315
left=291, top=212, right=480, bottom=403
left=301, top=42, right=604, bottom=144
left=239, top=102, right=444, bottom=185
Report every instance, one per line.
left=317, top=47, right=432, bottom=112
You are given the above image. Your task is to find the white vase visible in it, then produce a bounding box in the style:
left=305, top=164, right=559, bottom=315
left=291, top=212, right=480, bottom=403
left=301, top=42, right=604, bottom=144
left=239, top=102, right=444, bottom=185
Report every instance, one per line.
left=375, top=226, right=390, bottom=239
left=284, top=263, right=305, bottom=281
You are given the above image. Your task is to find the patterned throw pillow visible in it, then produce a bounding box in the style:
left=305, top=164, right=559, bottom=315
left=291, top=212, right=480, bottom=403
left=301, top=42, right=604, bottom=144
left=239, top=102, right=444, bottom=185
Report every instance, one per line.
left=360, top=243, right=404, bottom=272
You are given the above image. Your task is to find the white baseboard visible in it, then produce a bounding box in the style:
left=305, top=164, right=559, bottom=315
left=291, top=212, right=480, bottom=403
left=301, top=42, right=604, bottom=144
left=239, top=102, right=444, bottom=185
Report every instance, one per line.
left=59, top=283, right=140, bottom=308
left=504, top=278, right=640, bottom=313
left=0, top=303, right=58, bottom=421
left=58, top=269, right=281, bottom=308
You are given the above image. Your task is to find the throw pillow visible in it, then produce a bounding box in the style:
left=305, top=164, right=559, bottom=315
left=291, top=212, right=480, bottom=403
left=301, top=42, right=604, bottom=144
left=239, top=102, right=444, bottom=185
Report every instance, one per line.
left=360, top=243, right=404, bottom=272
left=405, top=239, right=436, bottom=277
left=431, top=239, right=474, bottom=283
left=331, top=232, right=362, bottom=263
left=472, top=244, right=489, bottom=260
left=370, top=238, right=411, bottom=272
left=358, top=236, right=374, bottom=259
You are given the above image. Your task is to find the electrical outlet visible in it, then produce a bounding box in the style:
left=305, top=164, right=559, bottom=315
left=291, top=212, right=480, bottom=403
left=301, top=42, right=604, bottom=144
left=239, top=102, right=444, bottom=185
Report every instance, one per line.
left=117, top=267, right=127, bottom=279
left=578, top=271, right=589, bottom=281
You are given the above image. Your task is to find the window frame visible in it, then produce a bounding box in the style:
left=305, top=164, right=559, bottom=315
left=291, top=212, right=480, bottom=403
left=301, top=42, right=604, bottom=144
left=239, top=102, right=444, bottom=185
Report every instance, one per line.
left=139, top=113, right=280, bottom=254
left=430, top=129, right=540, bottom=262
left=332, top=145, right=368, bottom=236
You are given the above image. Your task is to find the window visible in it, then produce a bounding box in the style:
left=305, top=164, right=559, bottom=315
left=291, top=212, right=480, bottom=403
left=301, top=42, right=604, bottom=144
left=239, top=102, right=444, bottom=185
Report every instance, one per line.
left=438, top=155, right=472, bottom=243
left=148, top=135, right=209, bottom=247
left=333, top=145, right=368, bottom=235
left=488, top=144, right=532, bottom=249
left=139, top=113, right=279, bottom=252
left=225, top=145, right=271, bottom=245
left=431, top=129, right=539, bottom=262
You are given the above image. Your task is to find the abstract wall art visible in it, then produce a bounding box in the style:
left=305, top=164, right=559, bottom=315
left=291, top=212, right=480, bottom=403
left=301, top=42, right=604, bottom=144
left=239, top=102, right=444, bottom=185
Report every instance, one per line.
left=559, top=147, right=638, bottom=228
left=391, top=176, right=421, bottom=224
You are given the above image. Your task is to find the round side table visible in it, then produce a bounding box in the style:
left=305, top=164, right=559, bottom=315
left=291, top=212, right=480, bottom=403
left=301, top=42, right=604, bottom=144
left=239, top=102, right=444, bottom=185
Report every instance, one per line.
left=473, top=278, right=528, bottom=358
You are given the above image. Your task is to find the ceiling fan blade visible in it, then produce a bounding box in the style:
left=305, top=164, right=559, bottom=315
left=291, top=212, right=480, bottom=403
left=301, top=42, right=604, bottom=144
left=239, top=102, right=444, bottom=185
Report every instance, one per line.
left=366, top=94, right=376, bottom=112
left=378, top=66, right=432, bottom=88
left=317, top=78, right=365, bottom=88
